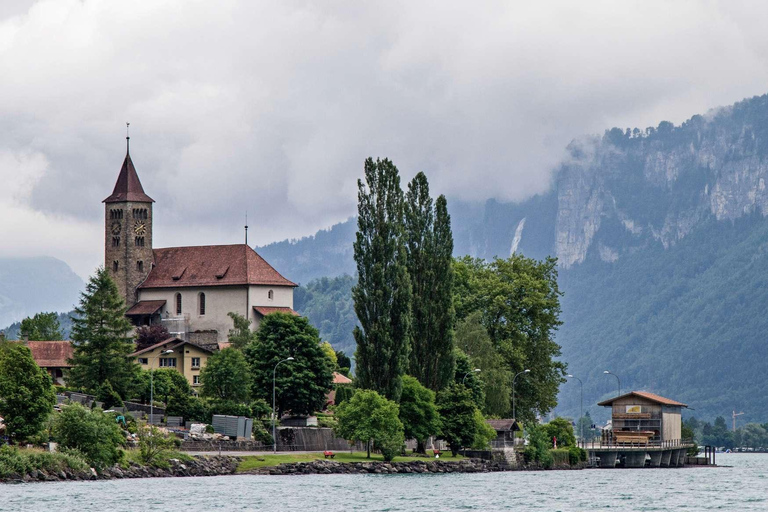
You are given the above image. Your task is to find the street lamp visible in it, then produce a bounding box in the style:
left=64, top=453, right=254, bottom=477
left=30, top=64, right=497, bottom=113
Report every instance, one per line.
left=512, top=369, right=530, bottom=421
left=462, top=368, right=481, bottom=384
left=603, top=370, right=621, bottom=397
left=150, top=349, right=174, bottom=425
left=272, top=357, right=294, bottom=453
left=567, top=374, right=584, bottom=442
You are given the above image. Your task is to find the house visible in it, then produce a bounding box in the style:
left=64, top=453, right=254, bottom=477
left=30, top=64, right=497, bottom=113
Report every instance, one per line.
left=326, top=371, right=353, bottom=407
left=486, top=419, right=522, bottom=448
left=597, top=391, right=688, bottom=444
left=104, top=138, right=298, bottom=345
left=24, top=340, right=74, bottom=386
left=128, top=337, right=214, bottom=392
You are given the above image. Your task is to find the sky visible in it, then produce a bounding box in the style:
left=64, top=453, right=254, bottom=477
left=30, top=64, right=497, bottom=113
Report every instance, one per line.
left=2, top=0, right=768, bottom=278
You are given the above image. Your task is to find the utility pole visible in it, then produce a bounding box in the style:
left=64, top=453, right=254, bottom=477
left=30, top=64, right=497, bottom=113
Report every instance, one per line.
left=732, top=410, right=744, bottom=432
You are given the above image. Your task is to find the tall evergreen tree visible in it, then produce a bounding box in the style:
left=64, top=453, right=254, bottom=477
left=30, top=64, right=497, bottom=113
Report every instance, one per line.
left=405, top=173, right=455, bottom=391
left=67, top=267, right=138, bottom=398
left=353, top=158, right=412, bottom=401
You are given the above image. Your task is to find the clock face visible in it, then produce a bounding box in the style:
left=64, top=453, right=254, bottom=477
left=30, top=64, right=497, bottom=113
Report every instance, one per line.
left=111, top=222, right=121, bottom=235
left=134, top=221, right=146, bottom=236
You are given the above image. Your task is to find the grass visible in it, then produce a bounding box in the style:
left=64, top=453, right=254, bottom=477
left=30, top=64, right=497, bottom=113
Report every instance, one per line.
left=0, top=445, right=89, bottom=478
left=237, top=451, right=465, bottom=472
left=121, top=448, right=193, bottom=469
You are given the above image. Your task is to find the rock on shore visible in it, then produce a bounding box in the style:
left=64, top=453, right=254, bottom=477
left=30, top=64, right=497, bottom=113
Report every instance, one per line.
left=246, top=458, right=530, bottom=475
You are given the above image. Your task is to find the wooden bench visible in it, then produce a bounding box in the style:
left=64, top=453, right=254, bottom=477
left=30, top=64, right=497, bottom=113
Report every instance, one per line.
left=433, top=449, right=441, bottom=457
left=323, top=451, right=335, bottom=459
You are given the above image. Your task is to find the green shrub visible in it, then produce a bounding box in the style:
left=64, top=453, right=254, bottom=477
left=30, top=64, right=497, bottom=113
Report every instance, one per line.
left=550, top=448, right=570, bottom=466
left=137, top=424, right=180, bottom=467
left=0, top=445, right=89, bottom=478
left=52, top=403, right=125, bottom=468
left=524, top=422, right=554, bottom=468
left=318, top=416, right=338, bottom=429
left=253, top=421, right=274, bottom=445
left=205, top=424, right=215, bottom=434
left=568, top=446, right=586, bottom=465
left=209, top=400, right=252, bottom=418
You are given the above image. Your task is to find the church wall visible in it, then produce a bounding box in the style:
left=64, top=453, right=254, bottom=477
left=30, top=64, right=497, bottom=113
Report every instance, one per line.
left=247, top=284, right=294, bottom=328
left=138, top=286, right=248, bottom=342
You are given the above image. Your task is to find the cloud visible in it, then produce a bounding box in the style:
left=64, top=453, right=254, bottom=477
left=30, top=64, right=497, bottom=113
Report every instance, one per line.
left=1, top=0, right=768, bottom=277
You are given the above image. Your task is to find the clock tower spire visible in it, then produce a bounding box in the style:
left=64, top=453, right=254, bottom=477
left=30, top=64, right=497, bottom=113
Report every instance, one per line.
left=104, top=131, right=154, bottom=308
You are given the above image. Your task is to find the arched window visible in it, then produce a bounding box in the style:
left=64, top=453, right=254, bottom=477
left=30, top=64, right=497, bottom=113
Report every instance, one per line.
left=199, top=292, right=206, bottom=315
left=113, top=261, right=119, bottom=272
left=137, top=260, right=144, bottom=272
left=268, top=290, right=274, bottom=300
left=135, top=236, right=145, bottom=247
left=112, top=236, right=120, bottom=247
left=175, top=293, right=182, bottom=315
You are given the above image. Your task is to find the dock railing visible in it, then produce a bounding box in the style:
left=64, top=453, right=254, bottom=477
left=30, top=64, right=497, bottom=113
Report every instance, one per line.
left=580, top=438, right=695, bottom=450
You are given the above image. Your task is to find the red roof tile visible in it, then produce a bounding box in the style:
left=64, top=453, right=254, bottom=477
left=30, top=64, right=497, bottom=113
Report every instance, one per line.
left=129, top=337, right=214, bottom=357
left=25, top=341, right=74, bottom=368
left=333, top=372, right=352, bottom=384
left=597, top=391, right=688, bottom=407
left=140, top=244, right=297, bottom=289
left=253, top=306, right=300, bottom=317
left=103, top=152, right=154, bottom=203
left=125, top=300, right=166, bottom=316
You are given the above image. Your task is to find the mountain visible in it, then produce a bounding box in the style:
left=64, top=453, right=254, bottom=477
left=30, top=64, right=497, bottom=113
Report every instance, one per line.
left=262, top=93, right=768, bottom=422
left=0, top=257, right=83, bottom=333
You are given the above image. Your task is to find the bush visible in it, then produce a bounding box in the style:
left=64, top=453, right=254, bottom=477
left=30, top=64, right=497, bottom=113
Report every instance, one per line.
left=96, top=380, right=124, bottom=410
left=209, top=400, right=252, bottom=418
left=205, top=425, right=215, bottom=434
left=0, top=445, right=89, bottom=478
left=551, top=448, right=570, bottom=466
left=334, top=385, right=355, bottom=407
left=568, top=446, right=586, bottom=465
left=250, top=399, right=271, bottom=419
left=137, top=424, right=180, bottom=467
left=52, top=403, right=125, bottom=468
left=524, top=422, right=554, bottom=468
left=253, top=421, right=274, bottom=445
left=542, top=417, right=576, bottom=448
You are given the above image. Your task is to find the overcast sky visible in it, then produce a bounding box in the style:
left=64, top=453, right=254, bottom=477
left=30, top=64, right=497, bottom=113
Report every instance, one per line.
left=2, top=0, right=768, bottom=278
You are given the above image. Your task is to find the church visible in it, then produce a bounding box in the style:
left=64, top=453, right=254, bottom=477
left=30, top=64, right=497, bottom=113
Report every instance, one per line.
left=104, top=139, right=298, bottom=346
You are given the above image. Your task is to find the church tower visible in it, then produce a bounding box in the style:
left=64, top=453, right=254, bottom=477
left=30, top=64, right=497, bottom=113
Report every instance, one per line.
left=103, top=137, right=154, bottom=308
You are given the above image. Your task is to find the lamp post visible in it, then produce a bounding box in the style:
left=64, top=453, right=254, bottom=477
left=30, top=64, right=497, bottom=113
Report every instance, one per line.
left=272, top=357, right=294, bottom=453
left=603, top=370, right=621, bottom=397
left=462, top=368, right=481, bottom=384
left=567, top=374, right=584, bottom=442
left=512, top=369, right=530, bottom=421
left=150, top=349, right=174, bottom=425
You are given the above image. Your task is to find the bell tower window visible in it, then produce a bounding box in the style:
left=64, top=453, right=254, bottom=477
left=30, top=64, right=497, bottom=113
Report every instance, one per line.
left=175, top=293, right=182, bottom=315
left=137, top=261, right=144, bottom=272
left=112, top=236, right=120, bottom=247
left=135, top=236, right=145, bottom=247
left=113, top=261, right=119, bottom=272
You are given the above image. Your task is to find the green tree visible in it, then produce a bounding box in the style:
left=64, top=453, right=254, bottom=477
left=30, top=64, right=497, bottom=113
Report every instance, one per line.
left=524, top=422, right=554, bottom=468
left=19, top=312, right=63, bottom=340
left=436, top=383, right=478, bottom=456
left=52, top=403, right=124, bottom=468
left=227, top=312, right=257, bottom=350
left=542, top=417, right=576, bottom=448
left=245, top=313, right=333, bottom=417
left=454, top=311, right=511, bottom=416
left=0, top=342, right=56, bottom=442
left=399, top=375, right=441, bottom=454
left=321, top=341, right=338, bottom=369
left=471, top=409, right=497, bottom=449
left=96, top=380, right=124, bottom=410
left=453, top=255, right=565, bottom=422
left=334, top=389, right=405, bottom=461
left=133, top=368, right=192, bottom=405
left=200, top=347, right=251, bottom=402
left=353, top=157, right=412, bottom=401
left=137, top=423, right=180, bottom=466
left=67, top=267, right=138, bottom=398
left=336, top=350, right=352, bottom=377
left=405, top=173, right=455, bottom=391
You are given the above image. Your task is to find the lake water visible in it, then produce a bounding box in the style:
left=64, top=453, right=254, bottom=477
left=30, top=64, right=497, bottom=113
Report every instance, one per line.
left=2, top=453, right=766, bottom=511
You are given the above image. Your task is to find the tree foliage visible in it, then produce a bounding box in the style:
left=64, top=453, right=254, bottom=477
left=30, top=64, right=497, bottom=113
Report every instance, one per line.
left=293, top=275, right=358, bottom=356
left=0, top=342, right=56, bottom=442
left=353, top=157, right=412, bottom=401
left=200, top=347, right=251, bottom=403
left=135, top=324, right=170, bottom=351
left=399, top=375, right=441, bottom=453
left=227, top=312, right=257, bottom=350
left=137, top=423, right=180, bottom=466
left=453, top=255, right=565, bottom=422
left=245, top=313, right=333, bottom=416
left=542, top=417, right=576, bottom=448
left=67, top=267, right=138, bottom=398
left=134, top=368, right=192, bottom=405
left=52, top=403, right=124, bottom=468
left=405, top=173, right=455, bottom=391
left=19, top=312, right=63, bottom=340
left=334, top=389, right=404, bottom=461
left=436, top=383, right=478, bottom=456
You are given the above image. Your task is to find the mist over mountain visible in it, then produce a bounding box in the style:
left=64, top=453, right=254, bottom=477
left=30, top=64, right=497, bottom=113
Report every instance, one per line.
left=261, top=93, right=768, bottom=422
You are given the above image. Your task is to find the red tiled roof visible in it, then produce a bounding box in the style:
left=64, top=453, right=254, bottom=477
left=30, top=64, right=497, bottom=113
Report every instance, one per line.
left=253, top=306, right=300, bottom=317
left=140, top=244, right=296, bottom=289
left=25, top=341, right=74, bottom=368
left=333, top=372, right=352, bottom=384
left=103, top=152, right=154, bottom=203
left=125, top=300, right=166, bottom=316
left=597, top=391, right=688, bottom=407
left=129, top=337, right=214, bottom=357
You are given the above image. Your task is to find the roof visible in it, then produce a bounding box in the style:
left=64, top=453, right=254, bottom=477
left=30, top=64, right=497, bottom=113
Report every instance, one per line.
left=25, top=341, right=73, bottom=368
left=125, top=300, right=166, bottom=316
left=486, top=419, right=521, bottom=432
left=597, top=391, right=688, bottom=408
left=333, top=372, right=352, bottom=384
left=103, top=151, right=154, bottom=203
left=140, top=244, right=297, bottom=289
left=129, top=337, right=214, bottom=358
left=253, top=306, right=300, bottom=317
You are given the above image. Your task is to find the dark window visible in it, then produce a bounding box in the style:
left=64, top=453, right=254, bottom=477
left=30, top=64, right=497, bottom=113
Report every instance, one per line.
left=193, top=375, right=200, bottom=385
left=199, top=293, right=206, bottom=315
left=138, top=358, right=148, bottom=365
left=268, top=290, right=274, bottom=300
left=159, top=358, right=177, bottom=368
left=112, top=236, right=120, bottom=247
left=137, top=261, right=144, bottom=272
left=113, top=261, right=119, bottom=272
left=176, top=293, right=182, bottom=315
left=135, top=236, right=145, bottom=247
left=191, top=357, right=201, bottom=368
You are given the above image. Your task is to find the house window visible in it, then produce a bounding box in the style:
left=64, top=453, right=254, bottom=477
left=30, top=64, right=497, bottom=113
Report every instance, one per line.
left=193, top=375, right=200, bottom=385
left=112, top=236, right=120, bottom=247
left=268, top=289, right=274, bottom=300
left=138, top=358, right=148, bottom=365
left=159, top=358, right=177, bottom=367
left=175, top=293, right=182, bottom=315
left=113, top=260, right=119, bottom=272
left=199, top=293, right=206, bottom=315
left=137, top=260, right=144, bottom=272
left=191, top=357, right=201, bottom=369
left=135, top=236, right=145, bottom=247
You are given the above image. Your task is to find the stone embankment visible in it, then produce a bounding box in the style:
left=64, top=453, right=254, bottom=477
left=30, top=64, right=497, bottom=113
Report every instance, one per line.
left=246, top=458, right=550, bottom=475
left=1, top=456, right=239, bottom=484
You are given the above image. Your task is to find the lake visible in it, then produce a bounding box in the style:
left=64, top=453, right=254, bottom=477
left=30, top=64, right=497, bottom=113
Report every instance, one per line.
left=2, top=453, right=765, bottom=511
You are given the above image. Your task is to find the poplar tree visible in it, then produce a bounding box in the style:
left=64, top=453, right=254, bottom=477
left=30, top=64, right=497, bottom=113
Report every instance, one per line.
left=68, top=267, right=138, bottom=398
left=405, top=172, right=455, bottom=391
left=353, top=158, right=412, bottom=401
